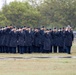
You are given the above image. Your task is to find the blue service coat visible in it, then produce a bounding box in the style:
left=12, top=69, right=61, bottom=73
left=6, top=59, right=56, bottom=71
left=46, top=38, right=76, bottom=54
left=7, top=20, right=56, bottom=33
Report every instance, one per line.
left=33, top=31, right=41, bottom=47
left=17, top=31, right=25, bottom=46
left=65, top=31, right=74, bottom=46
left=1, top=28, right=11, bottom=46
left=43, top=33, right=51, bottom=50
left=24, top=30, right=33, bottom=46
left=9, top=31, right=17, bottom=47
left=57, top=31, right=64, bottom=47
left=52, top=31, right=59, bottom=46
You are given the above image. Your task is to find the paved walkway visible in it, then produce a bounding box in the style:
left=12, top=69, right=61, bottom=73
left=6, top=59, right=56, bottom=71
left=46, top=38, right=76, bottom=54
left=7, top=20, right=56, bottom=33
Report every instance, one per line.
left=0, top=56, right=76, bottom=60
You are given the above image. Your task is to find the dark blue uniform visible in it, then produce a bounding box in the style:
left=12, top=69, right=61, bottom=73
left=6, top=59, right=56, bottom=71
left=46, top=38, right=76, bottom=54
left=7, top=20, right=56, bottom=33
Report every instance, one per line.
left=65, top=31, right=74, bottom=54
left=17, top=30, right=25, bottom=54
left=24, top=30, right=33, bottom=53
left=0, top=29, right=5, bottom=53
left=43, top=33, right=51, bottom=53
left=49, top=31, right=53, bottom=53
left=57, top=31, right=64, bottom=53
left=52, top=31, right=59, bottom=53
left=9, top=30, right=17, bottom=53
left=39, top=30, right=44, bottom=53
left=0, top=30, right=2, bottom=53
left=2, top=28, right=11, bottom=53
left=33, top=31, right=41, bottom=53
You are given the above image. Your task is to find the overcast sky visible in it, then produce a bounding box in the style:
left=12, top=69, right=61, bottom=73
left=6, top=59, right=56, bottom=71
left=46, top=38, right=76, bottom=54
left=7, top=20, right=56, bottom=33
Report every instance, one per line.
left=0, top=0, right=23, bottom=9
left=0, top=0, right=40, bottom=9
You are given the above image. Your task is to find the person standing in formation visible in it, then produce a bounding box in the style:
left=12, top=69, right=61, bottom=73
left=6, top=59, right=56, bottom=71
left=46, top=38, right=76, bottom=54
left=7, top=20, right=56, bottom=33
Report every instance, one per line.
left=0, top=25, right=74, bottom=54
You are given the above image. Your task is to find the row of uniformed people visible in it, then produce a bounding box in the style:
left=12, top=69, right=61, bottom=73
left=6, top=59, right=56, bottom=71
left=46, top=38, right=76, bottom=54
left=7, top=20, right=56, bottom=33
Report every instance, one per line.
left=0, top=26, right=74, bottom=54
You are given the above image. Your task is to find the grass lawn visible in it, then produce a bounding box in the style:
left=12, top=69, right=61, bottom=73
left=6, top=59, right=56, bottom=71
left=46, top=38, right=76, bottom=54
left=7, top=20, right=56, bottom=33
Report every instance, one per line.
left=0, top=42, right=76, bottom=75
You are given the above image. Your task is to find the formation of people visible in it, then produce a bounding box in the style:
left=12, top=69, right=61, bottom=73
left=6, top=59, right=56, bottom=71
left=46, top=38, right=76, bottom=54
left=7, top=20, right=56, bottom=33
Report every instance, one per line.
left=0, top=25, right=74, bottom=54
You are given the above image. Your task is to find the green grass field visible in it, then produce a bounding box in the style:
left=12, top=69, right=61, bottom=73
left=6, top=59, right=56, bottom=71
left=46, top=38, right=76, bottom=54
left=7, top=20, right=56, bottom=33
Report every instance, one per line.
left=0, top=41, right=76, bottom=75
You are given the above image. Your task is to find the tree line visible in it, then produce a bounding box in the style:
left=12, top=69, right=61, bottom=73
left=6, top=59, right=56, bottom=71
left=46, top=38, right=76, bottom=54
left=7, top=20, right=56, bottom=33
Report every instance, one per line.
left=0, top=0, right=76, bottom=30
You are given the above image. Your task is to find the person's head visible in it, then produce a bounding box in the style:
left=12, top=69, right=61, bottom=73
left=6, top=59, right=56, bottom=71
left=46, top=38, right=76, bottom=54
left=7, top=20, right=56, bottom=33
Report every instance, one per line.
left=49, top=29, right=52, bottom=32
left=58, top=28, right=62, bottom=31
left=13, top=26, right=16, bottom=29
left=53, top=27, right=57, bottom=32
left=24, top=26, right=26, bottom=28
left=22, top=26, right=27, bottom=30
left=27, top=27, right=31, bottom=31
left=35, top=28, right=39, bottom=32
left=12, top=27, right=16, bottom=32
left=41, top=26, right=45, bottom=30
left=45, top=29, right=49, bottom=33
left=66, top=25, right=72, bottom=31
left=18, top=28, right=22, bottom=31
left=10, top=24, right=13, bottom=29
left=62, top=27, right=65, bottom=31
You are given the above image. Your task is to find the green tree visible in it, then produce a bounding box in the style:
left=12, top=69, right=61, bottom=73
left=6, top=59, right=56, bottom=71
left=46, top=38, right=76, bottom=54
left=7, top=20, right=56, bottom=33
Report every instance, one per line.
left=0, top=1, right=41, bottom=27
left=38, top=0, right=76, bottom=29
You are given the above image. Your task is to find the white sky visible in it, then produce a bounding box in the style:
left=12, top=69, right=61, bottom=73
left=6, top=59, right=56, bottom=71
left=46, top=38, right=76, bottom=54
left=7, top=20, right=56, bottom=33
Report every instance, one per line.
left=0, top=0, right=23, bottom=9
left=0, top=0, right=41, bottom=9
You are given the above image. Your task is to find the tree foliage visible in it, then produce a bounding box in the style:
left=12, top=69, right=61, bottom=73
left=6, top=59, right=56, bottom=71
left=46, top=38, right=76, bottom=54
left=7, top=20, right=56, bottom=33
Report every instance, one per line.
left=38, top=0, right=76, bottom=29
left=0, top=1, right=41, bottom=27
left=0, top=0, right=76, bottom=29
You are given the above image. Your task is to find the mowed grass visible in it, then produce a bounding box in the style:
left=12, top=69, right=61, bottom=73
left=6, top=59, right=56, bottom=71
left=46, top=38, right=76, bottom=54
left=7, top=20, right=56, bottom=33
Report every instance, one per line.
left=0, top=58, right=76, bottom=75
left=0, top=41, right=76, bottom=75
